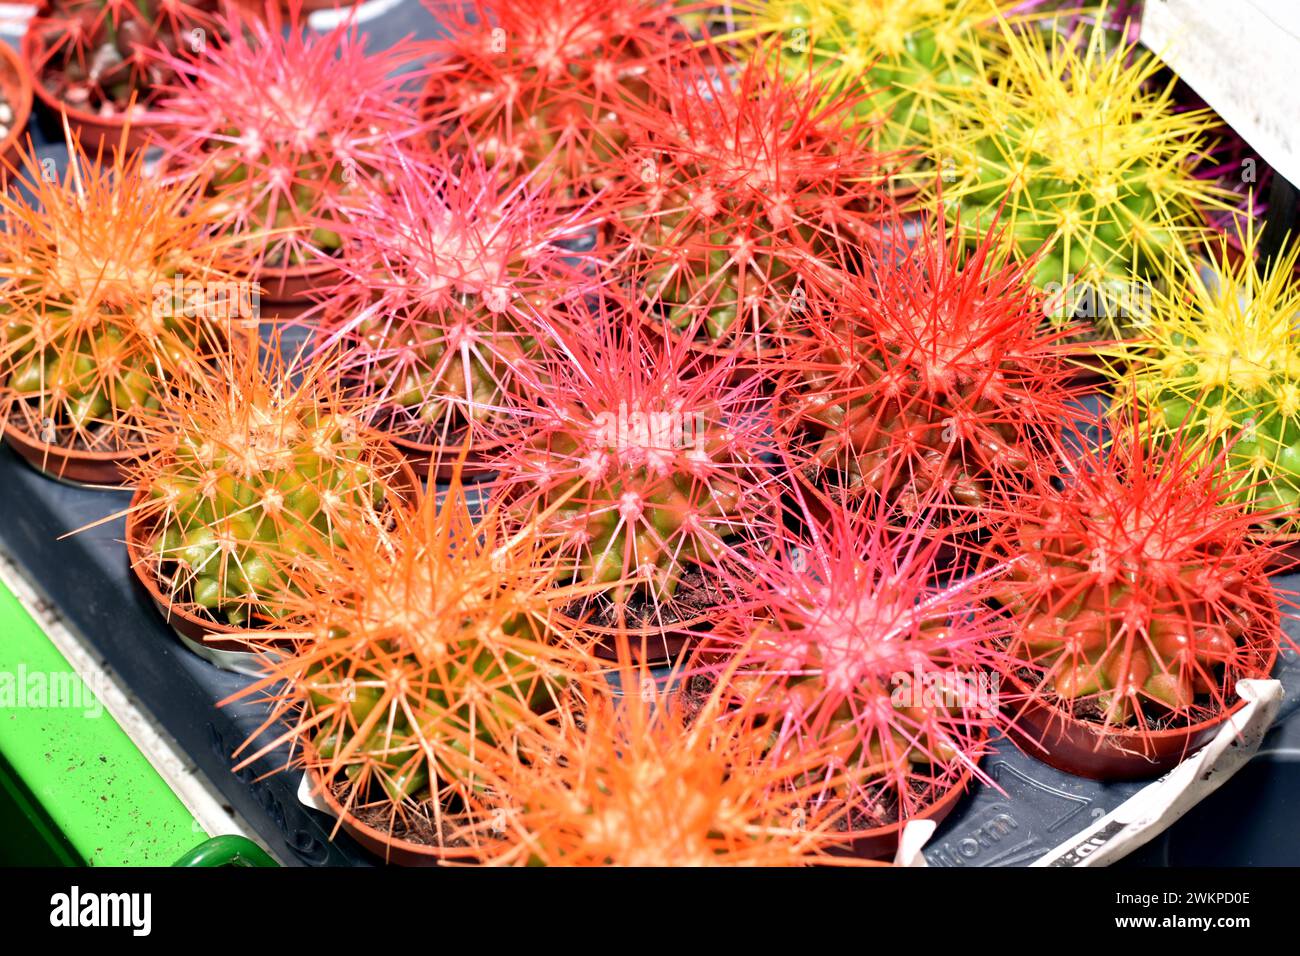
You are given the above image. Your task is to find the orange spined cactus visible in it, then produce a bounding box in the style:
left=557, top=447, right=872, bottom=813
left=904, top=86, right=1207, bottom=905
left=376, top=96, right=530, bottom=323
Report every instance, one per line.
left=223, top=468, right=603, bottom=858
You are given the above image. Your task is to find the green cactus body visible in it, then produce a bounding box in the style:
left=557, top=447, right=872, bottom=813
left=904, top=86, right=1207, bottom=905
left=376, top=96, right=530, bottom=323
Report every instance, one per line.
left=146, top=409, right=392, bottom=626
left=304, top=628, right=560, bottom=805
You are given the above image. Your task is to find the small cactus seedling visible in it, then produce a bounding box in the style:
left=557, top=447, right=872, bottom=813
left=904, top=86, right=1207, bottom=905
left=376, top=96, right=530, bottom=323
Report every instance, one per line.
left=128, top=335, right=416, bottom=629
left=481, top=294, right=782, bottom=636
left=0, top=131, right=244, bottom=468
left=775, top=206, right=1077, bottom=529
left=598, top=40, right=894, bottom=353
left=27, top=0, right=221, bottom=119
left=929, top=11, right=1231, bottom=338
left=470, top=670, right=867, bottom=865
left=1122, top=216, right=1300, bottom=536
left=154, top=3, right=426, bottom=275
left=698, top=494, right=1000, bottom=838
left=222, top=468, right=601, bottom=854
left=717, top=0, right=1018, bottom=153
left=314, top=146, right=597, bottom=460
left=420, top=0, right=686, bottom=200
left=983, top=405, right=1284, bottom=732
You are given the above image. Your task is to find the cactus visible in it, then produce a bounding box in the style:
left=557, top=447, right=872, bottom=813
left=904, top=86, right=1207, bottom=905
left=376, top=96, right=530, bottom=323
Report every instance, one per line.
left=314, top=147, right=596, bottom=454
left=699, top=495, right=999, bottom=836
left=599, top=40, right=893, bottom=353
left=221, top=468, right=601, bottom=852
left=929, top=12, right=1231, bottom=339
left=481, top=294, right=781, bottom=630
left=471, top=669, right=866, bottom=865
left=983, top=405, right=1283, bottom=730
left=1122, top=217, right=1300, bottom=536
left=27, top=0, right=221, bottom=118
left=717, top=0, right=1019, bottom=154
left=153, top=3, right=426, bottom=272
left=774, top=207, right=1076, bottom=528
left=420, top=0, right=685, bottom=200
left=129, top=336, right=416, bottom=628
left=0, top=131, right=242, bottom=459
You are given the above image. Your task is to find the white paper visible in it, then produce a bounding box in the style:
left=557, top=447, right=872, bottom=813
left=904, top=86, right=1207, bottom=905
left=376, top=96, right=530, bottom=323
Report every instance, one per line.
left=1030, top=678, right=1284, bottom=867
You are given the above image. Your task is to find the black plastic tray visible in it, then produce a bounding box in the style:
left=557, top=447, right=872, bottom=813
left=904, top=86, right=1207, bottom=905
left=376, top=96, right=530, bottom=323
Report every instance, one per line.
left=4, top=2, right=1300, bottom=867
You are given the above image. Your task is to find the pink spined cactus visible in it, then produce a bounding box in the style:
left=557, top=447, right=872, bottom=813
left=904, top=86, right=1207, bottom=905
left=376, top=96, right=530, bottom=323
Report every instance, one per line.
left=311, top=145, right=599, bottom=464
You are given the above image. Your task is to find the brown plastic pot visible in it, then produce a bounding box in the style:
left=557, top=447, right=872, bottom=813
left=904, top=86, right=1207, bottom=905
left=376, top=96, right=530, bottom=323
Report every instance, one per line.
left=22, top=25, right=167, bottom=156
left=1001, top=637, right=1281, bottom=781
left=252, top=259, right=342, bottom=320
left=310, top=767, right=479, bottom=867
left=2, top=420, right=139, bottom=486
left=389, top=431, right=504, bottom=482
left=553, top=607, right=698, bottom=663
left=125, top=449, right=420, bottom=655
left=836, top=756, right=979, bottom=860
left=0, top=39, right=33, bottom=170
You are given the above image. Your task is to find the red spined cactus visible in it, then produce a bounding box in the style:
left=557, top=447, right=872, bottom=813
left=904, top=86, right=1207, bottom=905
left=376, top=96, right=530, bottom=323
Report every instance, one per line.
left=420, top=0, right=688, bottom=199
left=598, top=39, right=897, bottom=354
left=153, top=3, right=426, bottom=281
left=480, top=294, right=782, bottom=650
left=312, top=145, right=598, bottom=469
left=222, top=467, right=602, bottom=859
left=775, top=206, right=1078, bottom=530
left=984, top=403, right=1285, bottom=733
left=696, top=491, right=1001, bottom=842
left=469, top=668, right=868, bottom=866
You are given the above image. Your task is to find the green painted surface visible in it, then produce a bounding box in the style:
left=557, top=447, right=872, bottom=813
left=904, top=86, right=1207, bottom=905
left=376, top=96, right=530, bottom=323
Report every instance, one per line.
left=0, top=575, right=206, bottom=865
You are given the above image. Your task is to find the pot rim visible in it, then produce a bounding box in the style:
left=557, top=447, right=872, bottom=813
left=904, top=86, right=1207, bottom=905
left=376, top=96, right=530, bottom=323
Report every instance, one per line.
left=999, top=610, right=1281, bottom=755
left=22, top=25, right=170, bottom=131
left=308, top=765, right=483, bottom=865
